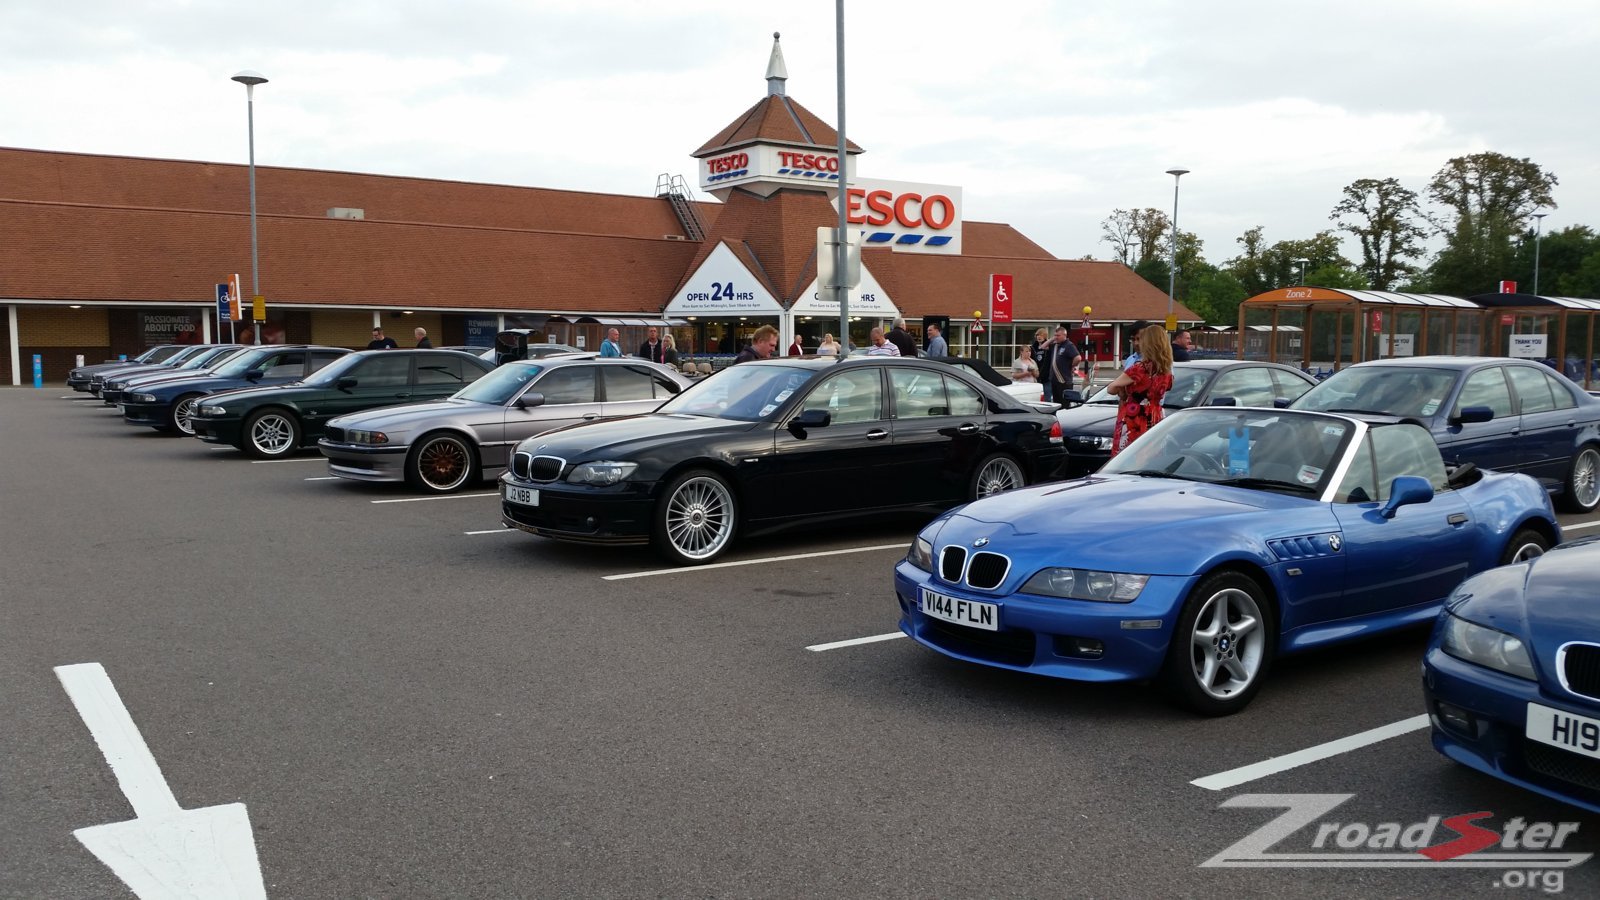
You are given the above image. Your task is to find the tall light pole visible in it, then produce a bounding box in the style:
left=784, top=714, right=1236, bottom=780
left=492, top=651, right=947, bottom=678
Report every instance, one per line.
left=232, top=70, right=268, bottom=345
left=1295, top=258, right=1309, bottom=285
left=1165, top=168, right=1189, bottom=329
left=1532, top=212, right=1548, bottom=296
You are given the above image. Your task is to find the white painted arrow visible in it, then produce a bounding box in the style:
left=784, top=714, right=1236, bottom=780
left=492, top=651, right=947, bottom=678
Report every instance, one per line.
left=55, top=663, right=267, bottom=899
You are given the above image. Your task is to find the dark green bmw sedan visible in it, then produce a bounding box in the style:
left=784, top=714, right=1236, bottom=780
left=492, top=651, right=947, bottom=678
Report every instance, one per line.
left=191, top=349, right=494, bottom=459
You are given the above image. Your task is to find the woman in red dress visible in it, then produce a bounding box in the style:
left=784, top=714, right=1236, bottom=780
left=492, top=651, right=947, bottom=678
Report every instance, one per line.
left=1108, top=324, right=1174, bottom=457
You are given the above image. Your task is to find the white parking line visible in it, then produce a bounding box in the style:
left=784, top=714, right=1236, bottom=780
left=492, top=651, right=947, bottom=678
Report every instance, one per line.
left=1563, top=520, right=1600, bottom=532
left=465, top=528, right=514, bottom=535
left=248, top=457, right=324, bottom=464
left=304, top=476, right=338, bottom=481
left=806, top=632, right=907, bottom=652
left=1190, top=714, right=1429, bottom=791
left=207, top=446, right=232, bottom=452
left=371, top=493, right=497, bottom=504
left=603, top=542, right=908, bottom=581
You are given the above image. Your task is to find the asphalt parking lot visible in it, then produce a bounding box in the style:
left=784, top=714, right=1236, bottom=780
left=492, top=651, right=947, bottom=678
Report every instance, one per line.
left=3, top=386, right=1598, bottom=899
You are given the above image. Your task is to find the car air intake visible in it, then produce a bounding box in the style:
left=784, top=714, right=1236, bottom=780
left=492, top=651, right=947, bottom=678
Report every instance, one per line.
left=1562, top=643, right=1600, bottom=701
left=965, top=552, right=1011, bottom=590
left=939, top=546, right=967, bottom=583
left=527, top=455, right=566, bottom=483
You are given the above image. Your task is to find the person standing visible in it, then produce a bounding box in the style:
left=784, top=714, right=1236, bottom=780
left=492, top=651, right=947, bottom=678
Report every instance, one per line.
left=1011, top=345, right=1038, bottom=383
left=1108, top=324, right=1175, bottom=457
left=1029, top=327, right=1050, bottom=369
left=925, top=323, right=948, bottom=358
left=600, top=328, right=623, bottom=358
left=1122, top=319, right=1150, bottom=367
left=1170, top=328, right=1194, bottom=362
left=787, top=333, right=805, bottom=356
left=413, top=327, right=433, bottom=348
left=733, top=325, right=779, bottom=364
left=367, top=327, right=398, bottom=350
left=887, top=318, right=917, bottom=358
left=638, top=326, right=664, bottom=362
left=817, top=333, right=840, bottom=357
left=865, top=326, right=901, bottom=356
left=1039, top=325, right=1081, bottom=405
left=661, top=333, right=679, bottom=366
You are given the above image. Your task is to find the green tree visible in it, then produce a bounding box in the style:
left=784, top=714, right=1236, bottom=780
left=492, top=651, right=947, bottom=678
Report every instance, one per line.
left=1329, top=177, right=1427, bottom=290
left=1426, top=152, right=1558, bottom=296
left=1184, top=264, right=1248, bottom=326
left=1225, top=227, right=1351, bottom=295
left=1100, top=207, right=1169, bottom=265
left=1504, top=224, right=1599, bottom=296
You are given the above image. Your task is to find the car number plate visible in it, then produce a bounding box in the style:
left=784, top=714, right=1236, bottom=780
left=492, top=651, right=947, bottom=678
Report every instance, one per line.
left=919, top=587, right=998, bottom=632
left=1526, top=702, right=1600, bottom=759
left=504, top=484, right=539, bottom=507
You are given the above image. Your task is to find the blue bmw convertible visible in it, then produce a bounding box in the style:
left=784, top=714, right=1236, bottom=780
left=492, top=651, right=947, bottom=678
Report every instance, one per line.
left=894, top=407, right=1561, bottom=715
left=1424, top=535, right=1600, bottom=813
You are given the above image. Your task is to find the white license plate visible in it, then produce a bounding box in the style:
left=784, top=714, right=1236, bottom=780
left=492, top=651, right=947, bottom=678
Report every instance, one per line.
left=920, top=587, right=998, bottom=632
left=504, top=484, right=539, bottom=507
left=1526, top=702, right=1600, bottom=759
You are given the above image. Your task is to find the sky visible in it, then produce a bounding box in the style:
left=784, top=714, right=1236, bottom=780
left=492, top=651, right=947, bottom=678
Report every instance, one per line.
left=4, top=0, right=1597, bottom=267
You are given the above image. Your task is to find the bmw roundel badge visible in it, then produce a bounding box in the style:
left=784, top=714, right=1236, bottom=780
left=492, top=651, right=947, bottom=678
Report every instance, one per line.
left=973, top=537, right=990, bottom=548
left=1328, top=535, right=1342, bottom=552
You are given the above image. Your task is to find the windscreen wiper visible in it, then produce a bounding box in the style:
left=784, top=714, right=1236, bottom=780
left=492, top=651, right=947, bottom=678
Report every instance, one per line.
left=1210, top=476, right=1318, bottom=494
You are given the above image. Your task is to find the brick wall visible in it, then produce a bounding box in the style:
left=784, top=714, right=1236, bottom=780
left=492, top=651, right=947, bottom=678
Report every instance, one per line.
left=16, top=307, right=111, bottom=384
left=310, top=311, right=379, bottom=349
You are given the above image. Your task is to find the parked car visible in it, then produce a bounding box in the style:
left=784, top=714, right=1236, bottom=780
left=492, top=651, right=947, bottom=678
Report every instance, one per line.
left=894, top=407, right=1560, bottom=715
left=87, top=344, right=224, bottom=396
left=499, top=356, right=1066, bottom=564
left=319, top=356, right=690, bottom=493
left=1055, top=360, right=1318, bottom=475
left=120, top=345, right=351, bottom=434
left=1291, top=356, right=1600, bottom=512
left=67, top=345, right=187, bottom=392
left=1423, top=534, right=1600, bottom=814
left=190, top=349, right=494, bottom=458
left=487, top=330, right=584, bottom=365
left=99, top=345, right=246, bottom=405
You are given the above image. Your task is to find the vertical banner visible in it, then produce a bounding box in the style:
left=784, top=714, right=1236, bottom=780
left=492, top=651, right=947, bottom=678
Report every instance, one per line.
left=1369, top=310, right=1383, bottom=334
left=33, top=354, right=43, bottom=388
left=217, top=283, right=234, bottom=322
left=990, top=274, right=1013, bottom=324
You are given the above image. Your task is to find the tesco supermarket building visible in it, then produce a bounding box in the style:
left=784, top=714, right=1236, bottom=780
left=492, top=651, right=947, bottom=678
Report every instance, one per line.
left=0, top=36, right=1196, bottom=385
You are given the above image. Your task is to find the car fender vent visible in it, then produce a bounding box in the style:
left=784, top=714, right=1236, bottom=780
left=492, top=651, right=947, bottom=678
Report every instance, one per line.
left=1267, top=534, right=1338, bottom=560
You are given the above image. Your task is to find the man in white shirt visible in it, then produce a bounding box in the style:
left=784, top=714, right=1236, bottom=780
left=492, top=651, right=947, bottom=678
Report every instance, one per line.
left=865, top=327, right=901, bottom=356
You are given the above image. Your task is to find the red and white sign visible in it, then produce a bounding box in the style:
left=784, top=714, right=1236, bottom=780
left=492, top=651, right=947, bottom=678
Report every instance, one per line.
left=1500, top=280, right=1518, bottom=294
left=990, top=274, right=1013, bottom=324
left=1369, top=310, right=1383, bottom=334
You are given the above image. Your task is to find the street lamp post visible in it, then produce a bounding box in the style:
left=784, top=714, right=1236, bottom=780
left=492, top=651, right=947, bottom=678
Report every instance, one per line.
left=232, top=70, right=268, bottom=345
left=1165, top=168, right=1189, bottom=329
left=1296, top=258, right=1309, bottom=285
left=1532, top=212, right=1548, bottom=296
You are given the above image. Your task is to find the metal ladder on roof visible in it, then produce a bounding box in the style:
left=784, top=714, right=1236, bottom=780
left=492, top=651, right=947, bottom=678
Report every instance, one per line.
left=655, top=173, right=706, bottom=242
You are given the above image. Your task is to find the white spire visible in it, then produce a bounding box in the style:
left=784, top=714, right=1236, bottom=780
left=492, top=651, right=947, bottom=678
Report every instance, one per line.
left=766, top=32, right=788, bottom=97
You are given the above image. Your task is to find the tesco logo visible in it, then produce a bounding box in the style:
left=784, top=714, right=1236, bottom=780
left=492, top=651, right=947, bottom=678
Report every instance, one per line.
left=844, top=188, right=956, bottom=230
left=778, top=151, right=839, bottom=172
left=706, top=152, right=749, bottom=174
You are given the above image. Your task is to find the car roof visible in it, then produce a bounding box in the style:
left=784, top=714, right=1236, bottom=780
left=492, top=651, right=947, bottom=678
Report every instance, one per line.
left=1173, top=359, right=1309, bottom=371
left=1338, top=356, right=1541, bottom=370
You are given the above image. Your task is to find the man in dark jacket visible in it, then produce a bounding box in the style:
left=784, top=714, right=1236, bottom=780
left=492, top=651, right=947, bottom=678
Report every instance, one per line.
left=1170, top=328, right=1194, bottom=362
left=887, top=318, right=918, bottom=358
left=1039, top=324, right=1081, bottom=405
left=638, top=326, right=665, bottom=363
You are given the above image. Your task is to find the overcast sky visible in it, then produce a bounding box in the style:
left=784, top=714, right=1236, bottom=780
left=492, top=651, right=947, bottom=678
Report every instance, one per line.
left=4, top=1, right=1596, bottom=267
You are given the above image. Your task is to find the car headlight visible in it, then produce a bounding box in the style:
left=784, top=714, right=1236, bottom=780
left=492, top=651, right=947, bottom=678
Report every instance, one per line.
left=347, top=429, right=389, bottom=445
left=1070, top=435, right=1113, bottom=450
left=1440, top=613, right=1536, bottom=680
left=1021, top=567, right=1150, bottom=602
left=907, top=536, right=934, bottom=572
left=198, top=405, right=228, bottom=417
left=566, top=461, right=639, bottom=485
left=131, top=392, right=158, bottom=403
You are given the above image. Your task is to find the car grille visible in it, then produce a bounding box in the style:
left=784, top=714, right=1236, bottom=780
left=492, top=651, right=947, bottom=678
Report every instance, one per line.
left=511, top=452, right=565, bottom=483
left=924, top=619, right=1036, bottom=667
left=1522, top=741, right=1600, bottom=797
left=1561, top=643, right=1600, bottom=701
left=940, top=546, right=966, bottom=583
left=324, top=426, right=346, bottom=443
left=965, top=552, right=1010, bottom=590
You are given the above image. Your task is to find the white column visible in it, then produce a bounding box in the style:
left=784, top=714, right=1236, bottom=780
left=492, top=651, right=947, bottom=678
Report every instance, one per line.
left=202, top=311, right=213, bottom=343
left=8, top=305, right=19, bottom=386
left=372, top=310, right=383, bottom=328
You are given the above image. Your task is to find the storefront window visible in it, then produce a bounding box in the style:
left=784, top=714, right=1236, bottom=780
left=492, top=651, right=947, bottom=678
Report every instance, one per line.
left=1562, top=314, right=1594, bottom=386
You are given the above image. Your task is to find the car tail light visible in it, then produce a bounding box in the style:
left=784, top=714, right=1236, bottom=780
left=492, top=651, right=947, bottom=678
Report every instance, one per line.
left=1049, top=421, right=1063, bottom=444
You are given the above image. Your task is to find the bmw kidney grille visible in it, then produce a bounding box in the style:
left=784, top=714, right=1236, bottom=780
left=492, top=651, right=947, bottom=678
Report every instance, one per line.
left=937, top=545, right=1011, bottom=591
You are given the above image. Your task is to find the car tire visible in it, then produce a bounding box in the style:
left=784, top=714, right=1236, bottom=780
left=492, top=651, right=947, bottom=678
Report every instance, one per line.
left=1161, top=570, right=1274, bottom=717
left=1558, top=446, right=1600, bottom=514
left=1500, top=528, right=1551, bottom=565
left=168, top=393, right=204, bottom=437
left=653, top=469, right=738, bottom=565
left=968, top=453, right=1025, bottom=501
left=243, top=408, right=302, bottom=459
left=407, top=432, right=479, bottom=494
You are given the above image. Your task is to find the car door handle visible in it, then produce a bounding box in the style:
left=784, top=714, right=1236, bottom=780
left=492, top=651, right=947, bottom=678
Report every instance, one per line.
left=866, top=429, right=889, bottom=441
left=957, top=423, right=980, bottom=434
left=583, top=414, right=600, bottom=420
left=394, top=393, right=410, bottom=400
left=1447, top=513, right=1469, bottom=526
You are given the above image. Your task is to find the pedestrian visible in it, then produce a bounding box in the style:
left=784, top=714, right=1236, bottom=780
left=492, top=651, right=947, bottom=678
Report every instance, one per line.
left=367, top=327, right=398, bottom=350
left=817, top=333, right=840, bottom=357
left=1011, top=345, right=1038, bottom=383
left=787, top=333, right=805, bottom=356
left=887, top=318, right=917, bottom=358
left=413, top=327, right=432, bottom=348
left=925, top=323, right=948, bottom=357
left=661, top=333, right=679, bottom=367
left=1029, top=327, right=1050, bottom=368
left=1170, top=328, right=1194, bottom=362
left=1123, top=319, right=1149, bottom=367
left=733, top=325, right=779, bottom=364
left=1039, top=324, right=1081, bottom=405
left=1108, top=324, right=1175, bottom=457
left=600, top=327, right=623, bottom=358
left=638, top=326, right=665, bottom=362
left=865, top=326, right=901, bottom=356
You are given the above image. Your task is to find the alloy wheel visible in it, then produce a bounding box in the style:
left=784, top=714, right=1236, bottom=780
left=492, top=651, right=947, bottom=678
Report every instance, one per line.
left=1188, top=587, right=1266, bottom=701
left=975, top=457, right=1024, bottom=497
left=664, top=476, right=735, bottom=561
left=250, top=414, right=296, bottom=456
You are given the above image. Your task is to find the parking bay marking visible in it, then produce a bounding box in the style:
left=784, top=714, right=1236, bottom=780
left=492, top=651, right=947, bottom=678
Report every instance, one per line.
left=371, top=492, right=498, bottom=504
left=248, top=457, right=324, bottom=465
left=466, top=528, right=515, bottom=535
left=1564, top=520, right=1600, bottom=533
left=304, top=476, right=338, bottom=481
left=1190, top=714, right=1429, bottom=791
left=603, top=542, right=909, bottom=581
left=806, top=632, right=907, bottom=652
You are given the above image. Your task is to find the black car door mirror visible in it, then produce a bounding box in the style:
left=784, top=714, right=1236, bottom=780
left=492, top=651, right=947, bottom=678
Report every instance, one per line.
left=1450, top=405, right=1494, bottom=426
left=336, top=375, right=358, bottom=391
left=1380, top=475, right=1434, bottom=519
left=1271, top=397, right=1292, bottom=409
left=1059, top=389, right=1084, bottom=408
left=1207, top=396, right=1238, bottom=407
left=788, top=408, right=831, bottom=437
left=515, top=391, right=546, bottom=410
left=245, top=370, right=263, bottom=381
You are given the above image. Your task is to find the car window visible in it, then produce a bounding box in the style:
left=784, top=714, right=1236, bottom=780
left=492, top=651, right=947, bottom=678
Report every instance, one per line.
left=309, top=351, right=344, bottom=372
left=1270, top=369, right=1315, bottom=403
left=651, top=373, right=682, bottom=396
left=1209, top=367, right=1278, bottom=407
left=251, top=350, right=305, bottom=375
left=417, top=356, right=471, bottom=387
left=349, top=355, right=412, bottom=387
left=889, top=369, right=945, bottom=417
left=1454, top=368, right=1514, bottom=419
left=1371, top=424, right=1448, bottom=497
left=945, top=374, right=984, bottom=416
left=803, top=369, right=883, bottom=424
left=1295, top=366, right=1458, bottom=417
left=1334, top=433, right=1378, bottom=503
left=1506, top=365, right=1558, bottom=413
left=1539, top=368, right=1577, bottom=411
left=1162, top=368, right=1210, bottom=408
left=605, top=366, right=657, bottom=402
left=533, top=366, right=597, bottom=404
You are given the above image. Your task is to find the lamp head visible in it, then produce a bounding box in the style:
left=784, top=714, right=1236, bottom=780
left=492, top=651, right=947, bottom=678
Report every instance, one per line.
left=231, top=70, right=268, bottom=87
left=1166, top=167, right=1190, bottom=178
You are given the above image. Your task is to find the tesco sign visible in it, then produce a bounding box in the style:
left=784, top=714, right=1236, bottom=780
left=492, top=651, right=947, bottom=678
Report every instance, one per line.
left=839, top=177, right=962, bottom=255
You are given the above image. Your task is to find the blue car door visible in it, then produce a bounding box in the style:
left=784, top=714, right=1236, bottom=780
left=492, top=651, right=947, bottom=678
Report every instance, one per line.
left=1505, top=363, right=1580, bottom=490
left=1437, top=366, right=1521, bottom=474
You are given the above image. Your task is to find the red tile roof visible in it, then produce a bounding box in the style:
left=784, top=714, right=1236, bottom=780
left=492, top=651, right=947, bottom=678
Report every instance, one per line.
left=693, top=96, right=863, bottom=157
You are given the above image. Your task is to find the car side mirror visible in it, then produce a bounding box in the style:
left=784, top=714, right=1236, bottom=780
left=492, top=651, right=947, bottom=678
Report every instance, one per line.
left=1380, top=475, right=1434, bottom=518
left=1059, top=389, right=1084, bottom=408
left=244, top=370, right=263, bottom=381
left=788, top=408, right=831, bottom=437
left=1272, top=397, right=1292, bottom=409
left=1207, top=396, right=1238, bottom=407
left=336, top=376, right=358, bottom=391
left=1450, top=405, right=1494, bottom=426
left=515, top=391, right=545, bottom=410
